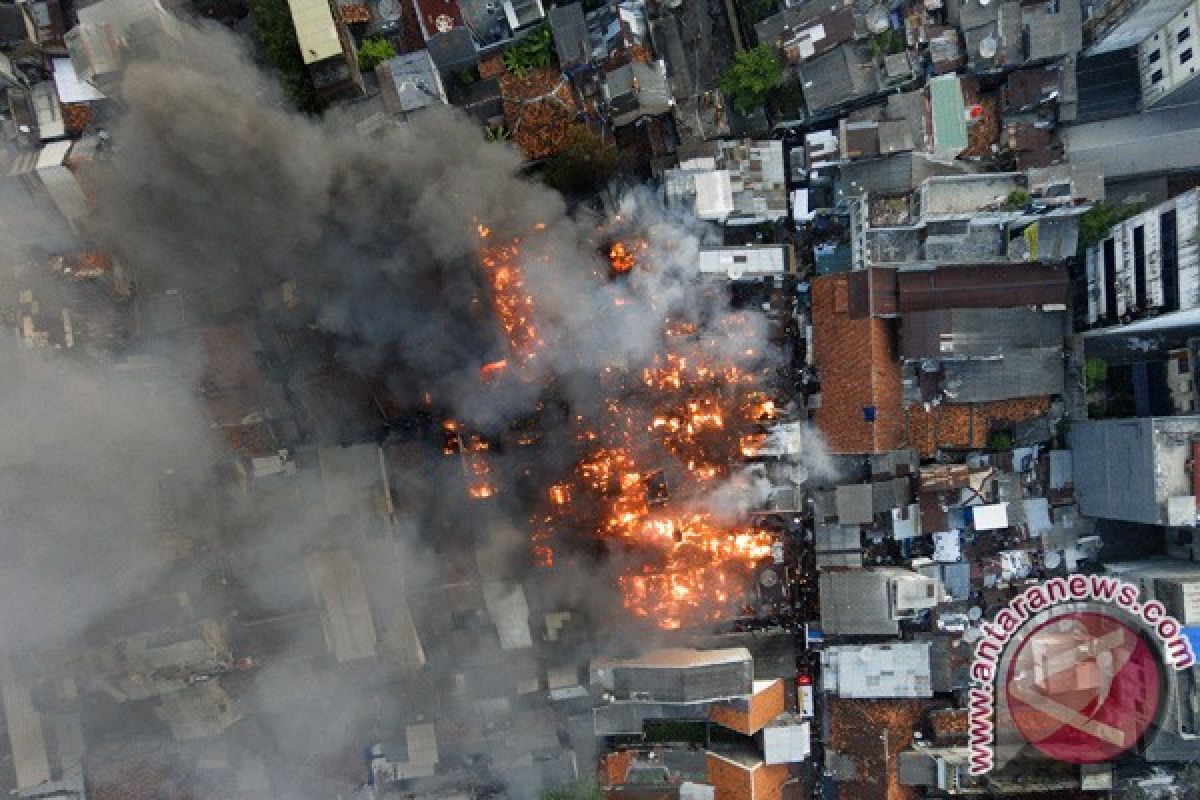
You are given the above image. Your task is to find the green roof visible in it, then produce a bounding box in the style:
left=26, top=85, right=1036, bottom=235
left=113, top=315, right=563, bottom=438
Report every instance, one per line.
left=930, top=75, right=968, bottom=155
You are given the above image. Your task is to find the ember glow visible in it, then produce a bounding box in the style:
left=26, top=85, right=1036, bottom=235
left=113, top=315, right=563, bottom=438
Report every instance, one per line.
left=608, top=239, right=648, bottom=275
left=477, top=228, right=779, bottom=628
left=478, top=224, right=542, bottom=366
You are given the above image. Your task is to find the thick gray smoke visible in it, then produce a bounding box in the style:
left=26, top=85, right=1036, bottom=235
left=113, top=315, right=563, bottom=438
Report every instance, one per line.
left=0, top=18, right=833, bottom=800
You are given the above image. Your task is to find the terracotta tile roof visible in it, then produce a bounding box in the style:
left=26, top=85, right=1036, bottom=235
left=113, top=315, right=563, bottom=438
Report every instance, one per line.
left=709, top=679, right=787, bottom=736
left=338, top=3, right=370, bottom=23
left=601, top=750, right=634, bottom=786
left=812, top=275, right=905, bottom=453
left=62, top=102, right=91, bottom=135
left=706, top=752, right=788, bottom=800
left=929, top=708, right=968, bottom=742
left=479, top=53, right=506, bottom=79
left=905, top=397, right=1052, bottom=458
left=960, top=95, right=998, bottom=159
left=500, top=67, right=579, bottom=159
left=827, top=697, right=935, bottom=800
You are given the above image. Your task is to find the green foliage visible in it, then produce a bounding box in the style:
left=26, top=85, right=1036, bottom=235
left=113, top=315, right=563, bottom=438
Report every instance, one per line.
left=720, top=44, right=783, bottom=115
left=484, top=125, right=512, bottom=142
left=247, top=0, right=327, bottom=113
left=504, top=25, right=556, bottom=77
left=357, top=37, right=396, bottom=72
left=541, top=779, right=603, bottom=800
left=1084, top=358, right=1107, bottom=391
left=1004, top=188, right=1031, bottom=210
left=541, top=126, right=626, bottom=196
left=1077, top=202, right=1143, bottom=254
left=869, top=28, right=905, bottom=57
left=988, top=431, right=1013, bottom=451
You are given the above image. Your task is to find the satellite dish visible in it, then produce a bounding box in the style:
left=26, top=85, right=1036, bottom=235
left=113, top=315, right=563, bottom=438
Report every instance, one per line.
left=968, top=606, right=983, bottom=621
left=979, top=35, right=998, bottom=58
left=1044, top=551, right=1063, bottom=569
left=866, top=7, right=890, bottom=33
left=789, top=464, right=810, bottom=485
left=760, top=568, right=779, bottom=588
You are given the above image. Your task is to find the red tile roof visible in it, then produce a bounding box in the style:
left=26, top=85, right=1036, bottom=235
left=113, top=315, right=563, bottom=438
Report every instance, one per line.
left=812, top=274, right=905, bottom=454
left=601, top=750, right=634, bottom=786
left=827, top=697, right=935, bottom=800
left=338, top=3, right=371, bottom=23
left=905, top=397, right=1052, bottom=457
left=709, top=679, right=787, bottom=736
left=414, top=0, right=463, bottom=38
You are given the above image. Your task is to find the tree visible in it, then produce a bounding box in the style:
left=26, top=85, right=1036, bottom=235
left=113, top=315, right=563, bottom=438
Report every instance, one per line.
left=541, top=126, right=626, bottom=196
left=484, top=125, right=512, bottom=142
left=247, top=0, right=327, bottom=113
left=504, top=25, right=556, bottom=77
left=357, top=37, right=396, bottom=72
left=1085, top=358, right=1107, bottom=392
left=541, top=779, right=603, bottom=800
left=720, top=44, right=783, bottom=115
left=988, top=431, right=1013, bottom=451
left=869, top=28, right=905, bottom=57
left=1077, top=202, right=1143, bottom=255
left=1004, top=188, right=1031, bottom=210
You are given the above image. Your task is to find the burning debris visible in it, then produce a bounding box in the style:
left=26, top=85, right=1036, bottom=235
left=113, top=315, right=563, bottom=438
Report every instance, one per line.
left=468, top=227, right=792, bottom=628
left=607, top=239, right=647, bottom=276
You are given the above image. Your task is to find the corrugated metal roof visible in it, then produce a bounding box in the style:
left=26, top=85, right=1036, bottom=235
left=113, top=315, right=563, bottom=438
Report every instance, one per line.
left=818, top=571, right=898, bottom=636
left=900, top=307, right=1066, bottom=360
left=897, top=264, right=1068, bottom=311
left=286, top=0, right=342, bottom=64
left=548, top=2, right=588, bottom=67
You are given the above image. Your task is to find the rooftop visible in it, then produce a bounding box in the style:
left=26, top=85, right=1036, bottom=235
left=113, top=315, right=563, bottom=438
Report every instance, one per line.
left=799, top=42, right=878, bottom=115
left=822, top=643, right=934, bottom=698
left=905, top=396, right=1052, bottom=456
left=413, top=0, right=465, bottom=39
left=286, top=0, right=343, bottom=64
left=548, top=2, right=589, bottom=67
left=919, top=173, right=1024, bottom=216
left=377, top=50, right=445, bottom=116
left=812, top=274, right=905, bottom=454
left=827, top=696, right=934, bottom=800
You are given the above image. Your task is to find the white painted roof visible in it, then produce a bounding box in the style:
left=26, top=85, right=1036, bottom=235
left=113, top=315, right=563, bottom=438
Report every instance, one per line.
left=693, top=170, right=734, bottom=220
left=286, top=0, right=342, bottom=64
left=822, top=642, right=933, bottom=698
left=697, top=245, right=786, bottom=278
left=52, top=57, right=106, bottom=102
left=972, top=502, right=1009, bottom=530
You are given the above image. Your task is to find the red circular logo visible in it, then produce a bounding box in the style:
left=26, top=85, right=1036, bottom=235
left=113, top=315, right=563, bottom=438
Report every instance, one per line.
left=1005, top=611, right=1162, bottom=763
